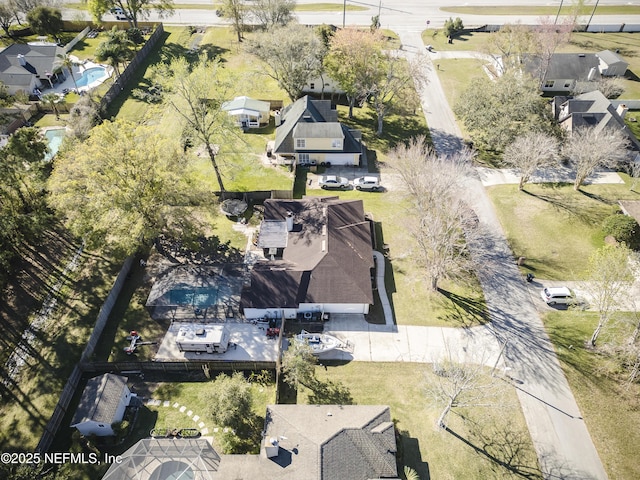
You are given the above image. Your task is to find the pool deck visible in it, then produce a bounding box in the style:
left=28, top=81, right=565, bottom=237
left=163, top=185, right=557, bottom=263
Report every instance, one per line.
left=43, top=61, right=114, bottom=95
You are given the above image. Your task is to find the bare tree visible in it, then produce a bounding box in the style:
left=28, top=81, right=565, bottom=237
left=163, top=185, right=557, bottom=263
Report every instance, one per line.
left=628, top=160, right=640, bottom=192
left=572, top=77, right=625, bottom=99
left=503, top=131, right=560, bottom=190
left=484, top=22, right=535, bottom=75
left=247, top=23, right=323, bottom=102
left=386, top=136, right=478, bottom=290
left=532, top=16, right=575, bottom=87
left=249, top=0, right=295, bottom=30
left=220, top=0, right=247, bottom=42
left=583, top=244, right=634, bottom=347
left=562, top=127, right=630, bottom=190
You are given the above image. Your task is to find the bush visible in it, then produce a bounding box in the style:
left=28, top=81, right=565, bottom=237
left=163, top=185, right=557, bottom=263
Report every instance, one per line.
left=602, top=213, right=639, bottom=247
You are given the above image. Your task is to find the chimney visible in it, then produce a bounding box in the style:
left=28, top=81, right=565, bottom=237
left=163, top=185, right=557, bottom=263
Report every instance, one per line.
left=274, top=111, right=282, bottom=127
left=286, top=212, right=293, bottom=232
left=587, top=67, right=597, bottom=81
left=264, top=437, right=279, bottom=458
left=17, top=54, right=26, bottom=66
left=617, top=104, right=628, bottom=119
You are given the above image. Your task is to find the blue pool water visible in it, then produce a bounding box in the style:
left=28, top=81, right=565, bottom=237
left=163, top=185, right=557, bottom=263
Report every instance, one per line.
left=43, top=128, right=65, bottom=161
left=75, top=67, right=109, bottom=88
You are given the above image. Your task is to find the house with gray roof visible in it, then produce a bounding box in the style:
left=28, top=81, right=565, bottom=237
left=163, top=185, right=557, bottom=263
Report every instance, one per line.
left=71, top=374, right=131, bottom=437
left=216, top=404, right=398, bottom=480
left=524, top=50, right=628, bottom=95
left=221, top=95, right=270, bottom=128
left=553, top=90, right=640, bottom=151
left=273, top=95, right=362, bottom=166
left=0, top=43, right=65, bottom=95
left=241, top=196, right=374, bottom=319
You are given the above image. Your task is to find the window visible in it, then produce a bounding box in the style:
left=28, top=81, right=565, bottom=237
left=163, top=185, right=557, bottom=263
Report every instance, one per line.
left=298, top=153, right=310, bottom=162
left=564, top=82, right=572, bottom=88
left=310, top=83, right=315, bottom=90
left=98, top=424, right=105, bottom=428
left=543, top=80, right=555, bottom=88
left=331, top=139, right=341, bottom=148
left=296, top=138, right=306, bottom=148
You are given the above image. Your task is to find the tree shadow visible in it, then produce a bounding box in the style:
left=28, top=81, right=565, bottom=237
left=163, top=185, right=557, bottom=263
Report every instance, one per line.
left=437, top=288, right=488, bottom=326
left=306, top=378, right=354, bottom=405
left=445, top=423, right=543, bottom=479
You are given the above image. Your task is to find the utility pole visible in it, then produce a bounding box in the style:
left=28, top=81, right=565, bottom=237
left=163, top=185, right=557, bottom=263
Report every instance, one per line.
left=554, top=0, right=564, bottom=25
left=587, top=0, right=600, bottom=31
left=343, top=0, right=346, bottom=28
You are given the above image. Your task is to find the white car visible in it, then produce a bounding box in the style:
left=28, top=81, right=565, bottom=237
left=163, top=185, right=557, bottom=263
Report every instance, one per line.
left=353, top=176, right=382, bottom=191
left=540, top=287, right=574, bottom=305
left=318, top=175, right=349, bottom=190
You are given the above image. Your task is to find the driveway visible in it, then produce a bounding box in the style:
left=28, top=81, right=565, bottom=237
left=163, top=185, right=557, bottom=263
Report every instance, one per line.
left=398, top=29, right=608, bottom=480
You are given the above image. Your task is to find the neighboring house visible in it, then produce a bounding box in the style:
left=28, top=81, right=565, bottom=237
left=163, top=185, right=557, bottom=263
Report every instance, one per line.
left=241, top=196, right=374, bottom=319
left=552, top=90, right=640, bottom=151
left=221, top=96, right=270, bottom=128
left=273, top=95, right=362, bottom=166
left=302, top=75, right=345, bottom=96
left=524, top=50, right=628, bottom=94
left=0, top=43, right=65, bottom=95
left=71, top=374, right=131, bottom=437
left=216, top=404, right=398, bottom=480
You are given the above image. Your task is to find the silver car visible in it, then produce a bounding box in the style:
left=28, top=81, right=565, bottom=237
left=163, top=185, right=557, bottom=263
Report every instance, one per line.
left=353, top=176, right=382, bottom=191
left=318, top=175, right=349, bottom=190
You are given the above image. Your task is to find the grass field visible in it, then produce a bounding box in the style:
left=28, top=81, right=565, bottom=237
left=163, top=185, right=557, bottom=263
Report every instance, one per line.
left=298, top=362, right=541, bottom=479
left=544, top=311, right=640, bottom=480
left=487, top=182, right=640, bottom=280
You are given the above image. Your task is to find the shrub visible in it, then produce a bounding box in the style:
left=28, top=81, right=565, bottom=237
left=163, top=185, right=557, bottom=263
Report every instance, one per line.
left=602, top=213, right=639, bottom=247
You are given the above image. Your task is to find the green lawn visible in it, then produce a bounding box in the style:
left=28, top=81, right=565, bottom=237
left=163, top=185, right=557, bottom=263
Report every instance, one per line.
left=298, top=362, right=541, bottom=479
left=487, top=182, right=640, bottom=280
left=544, top=311, right=640, bottom=480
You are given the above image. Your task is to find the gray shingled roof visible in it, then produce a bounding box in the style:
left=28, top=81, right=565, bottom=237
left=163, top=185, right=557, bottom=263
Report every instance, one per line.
left=241, top=197, right=374, bottom=310
left=597, top=49, right=627, bottom=67
left=71, top=374, right=128, bottom=427
left=525, top=53, right=600, bottom=83
left=0, top=43, right=64, bottom=91
left=215, top=404, right=397, bottom=479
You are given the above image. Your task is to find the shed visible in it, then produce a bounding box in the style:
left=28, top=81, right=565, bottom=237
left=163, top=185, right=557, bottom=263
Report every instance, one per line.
left=597, top=50, right=628, bottom=77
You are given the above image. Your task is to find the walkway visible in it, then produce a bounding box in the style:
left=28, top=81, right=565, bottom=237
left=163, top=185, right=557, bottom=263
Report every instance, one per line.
left=397, top=29, right=608, bottom=480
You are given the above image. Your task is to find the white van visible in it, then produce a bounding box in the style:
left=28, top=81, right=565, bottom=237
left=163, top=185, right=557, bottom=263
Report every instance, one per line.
left=540, top=287, right=574, bottom=305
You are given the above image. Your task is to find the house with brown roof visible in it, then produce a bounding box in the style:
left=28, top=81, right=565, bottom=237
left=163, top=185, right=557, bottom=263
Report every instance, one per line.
left=241, top=196, right=374, bottom=319
left=273, top=95, right=362, bottom=166
left=71, top=374, right=131, bottom=437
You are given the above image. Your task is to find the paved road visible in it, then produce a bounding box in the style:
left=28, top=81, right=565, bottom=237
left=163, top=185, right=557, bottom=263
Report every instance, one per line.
left=398, top=29, right=608, bottom=480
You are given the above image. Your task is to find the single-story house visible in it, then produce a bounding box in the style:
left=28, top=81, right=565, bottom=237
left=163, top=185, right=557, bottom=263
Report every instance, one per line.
left=216, top=404, right=398, bottom=479
left=552, top=90, right=640, bottom=151
left=0, top=43, right=65, bottom=95
left=241, top=196, right=374, bottom=319
left=273, top=95, right=362, bottom=166
left=524, top=50, right=628, bottom=95
left=71, top=374, right=131, bottom=437
left=302, top=75, right=345, bottom=96
left=221, top=96, right=270, bottom=128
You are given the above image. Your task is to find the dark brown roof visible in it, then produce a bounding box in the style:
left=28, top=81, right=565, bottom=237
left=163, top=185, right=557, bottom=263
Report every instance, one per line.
left=71, top=374, right=128, bottom=427
left=241, top=197, right=374, bottom=309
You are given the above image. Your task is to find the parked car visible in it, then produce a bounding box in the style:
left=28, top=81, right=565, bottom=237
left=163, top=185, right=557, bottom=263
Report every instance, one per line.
left=318, top=175, right=349, bottom=190
left=540, top=286, right=574, bottom=305
left=353, top=176, right=382, bottom=191
left=110, top=7, right=125, bottom=15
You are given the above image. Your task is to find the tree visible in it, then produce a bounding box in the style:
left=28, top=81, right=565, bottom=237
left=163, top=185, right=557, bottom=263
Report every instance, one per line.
left=562, top=127, right=630, bottom=190
left=220, top=0, right=247, bottom=42
left=281, top=341, right=316, bottom=389
left=48, top=119, right=195, bottom=255
left=531, top=16, right=575, bottom=87
left=156, top=55, right=240, bottom=194
left=249, top=0, right=295, bottom=30
left=584, top=245, right=634, bottom=347
left=454, top=72, right=555, bottom=151
left=443, top=17, right=463, bottom=38
left=25, top=5, right=62, bottom=39
left=204, top=372, right=253, bottom=429
left=324, top=28, right=386, bottom=118
left=503, top=131, right=560, bottom=190
left=40, top=91, right=62, bottom=119
left=87, top=0, right=174, bottom=28
left=95, top=27, right=135, bottom=77
left=0, top=1, right=15, bottom=37
left=484, top=23, right=535, bottom=75
left=57, top=53, right=79, bottom=92
left=67, top=92, right=101, bottom=140
left=248, top=23, right=323, bottom=102
left=386, top=136, right=479, bottom=290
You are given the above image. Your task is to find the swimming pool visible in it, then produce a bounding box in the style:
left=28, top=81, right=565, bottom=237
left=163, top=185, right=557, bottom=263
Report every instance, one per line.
left=43, top=128, right=65, bottom=161
left=75, top=66, right=109, bottom=88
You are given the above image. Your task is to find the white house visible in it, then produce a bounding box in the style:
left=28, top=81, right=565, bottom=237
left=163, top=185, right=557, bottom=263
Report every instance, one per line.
left=241, top=197, right=374, bottom=319
left=71, top=374, right=131, bottom=437
left=272, top=96, right=362, bottom=166
left=221, top=96, right=270, bottom=128
left=302, top=75, right=345, bottom=96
